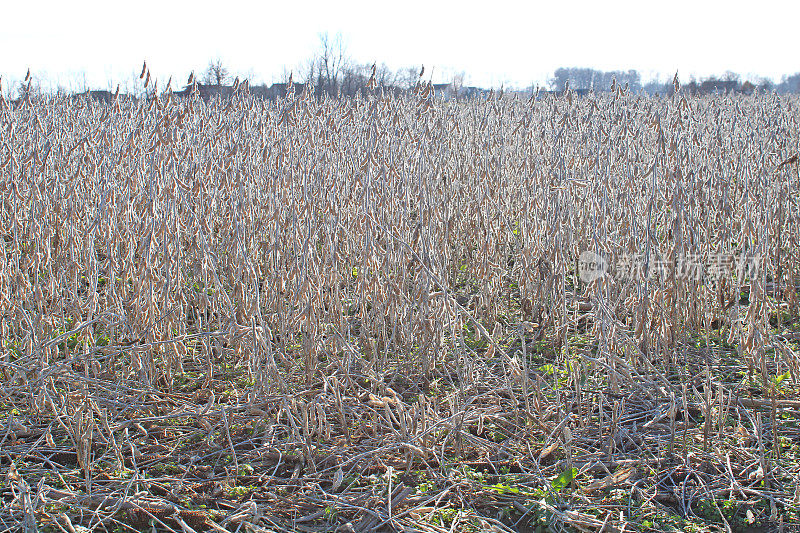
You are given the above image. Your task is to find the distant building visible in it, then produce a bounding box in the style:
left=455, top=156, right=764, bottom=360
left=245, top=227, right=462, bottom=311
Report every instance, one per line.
left=431, top=83, right=452, bottom=96
left=699, top=79, right=739, bottom=94
left=430, top=84, right=493, bottom=100
left=263, top=82, right=307, bottom=99
left=459, top=86, right=491, bottom=99
left=74, top=89, right=115, bottom=103
left=537, top=88, right=591, bottom=98
left=175, top=82, right=306, bottom=101
left=174, top=83, right=233, bottom=100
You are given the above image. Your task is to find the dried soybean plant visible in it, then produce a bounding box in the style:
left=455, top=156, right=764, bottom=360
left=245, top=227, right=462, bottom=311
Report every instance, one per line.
left=1, top=78, right=799, bottom=532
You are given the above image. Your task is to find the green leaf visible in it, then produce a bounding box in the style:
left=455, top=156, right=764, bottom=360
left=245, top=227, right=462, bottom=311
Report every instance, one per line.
left=551, top=467, right=577, bottom=490
left=538, top=364, right=554, bottom=375
left=774, top=370, right=790, bottom=387
left=490, top=483, right=520, bottom=494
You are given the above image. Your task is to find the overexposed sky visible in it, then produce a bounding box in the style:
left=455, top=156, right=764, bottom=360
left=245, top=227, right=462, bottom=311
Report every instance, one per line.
left=2, top=0, right=798, bottom=94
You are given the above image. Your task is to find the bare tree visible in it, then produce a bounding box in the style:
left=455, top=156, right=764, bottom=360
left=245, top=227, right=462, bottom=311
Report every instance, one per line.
left=723, top=70, right=741, bottom=83
left=375, top=63, right=396, bottom=88
left=17, top=69, right=41, bottom=100
left=396, top=67, right=421, bottom=90
left=452, top=72, right=466, bottom=97
left=203, top=59, right=230, bottom=86
left=315, top=32, right=347, bottom=95
left=551, top=67, right=642, bottom=93
left=300, top=57, right=317, bottom=90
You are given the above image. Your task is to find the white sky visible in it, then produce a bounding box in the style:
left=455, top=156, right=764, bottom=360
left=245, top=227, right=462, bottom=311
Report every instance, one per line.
left=2, top=0, right=798, bottom=94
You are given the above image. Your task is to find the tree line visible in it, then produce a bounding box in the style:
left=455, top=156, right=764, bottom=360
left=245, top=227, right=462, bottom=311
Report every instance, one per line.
left=549, top=67, right=800, bottom=96
left=5, top=34, right=800, bottom=100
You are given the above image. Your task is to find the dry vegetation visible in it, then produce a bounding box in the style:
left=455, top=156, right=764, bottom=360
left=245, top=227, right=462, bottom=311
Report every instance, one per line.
left=1, top=78, right=800, bottom=532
